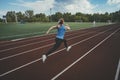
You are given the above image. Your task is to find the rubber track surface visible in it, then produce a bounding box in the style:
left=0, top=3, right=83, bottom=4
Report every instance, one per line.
left=0, top=24, right=120, bottom=80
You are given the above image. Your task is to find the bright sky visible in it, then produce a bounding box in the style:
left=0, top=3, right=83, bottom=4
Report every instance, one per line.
left=0, top=0, right=120, bottom=18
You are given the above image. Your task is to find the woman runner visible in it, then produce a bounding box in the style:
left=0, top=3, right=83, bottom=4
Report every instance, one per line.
left=42, top=18, right=72, bottom=63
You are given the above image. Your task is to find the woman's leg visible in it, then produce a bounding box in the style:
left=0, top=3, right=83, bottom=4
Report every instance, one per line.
left=63, top=39, right=68, bottom=48
left=45, top=38, right=63, bottom=56
left=63, top=39, right=72, bottom=51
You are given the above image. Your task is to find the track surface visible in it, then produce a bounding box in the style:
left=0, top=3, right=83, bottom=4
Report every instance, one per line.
left=0, top=24, right=120, bottom=80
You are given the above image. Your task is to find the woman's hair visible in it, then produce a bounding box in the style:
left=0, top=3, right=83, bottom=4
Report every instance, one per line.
left=58, top=18, right=64, bottom=24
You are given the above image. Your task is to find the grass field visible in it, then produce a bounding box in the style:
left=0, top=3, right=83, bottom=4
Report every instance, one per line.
left=0, top=22, right=109, bottom=40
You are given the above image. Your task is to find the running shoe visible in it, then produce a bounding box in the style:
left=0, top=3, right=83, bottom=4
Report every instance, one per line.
left=66, top=46, right=72, bottom=51
left=42, top=54, right=47, bottom=63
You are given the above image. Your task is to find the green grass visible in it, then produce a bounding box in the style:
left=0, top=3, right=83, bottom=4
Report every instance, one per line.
left=0, top=22, right=109, bottom=40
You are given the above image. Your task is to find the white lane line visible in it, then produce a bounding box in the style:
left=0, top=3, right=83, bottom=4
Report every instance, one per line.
left=0, top=31, right=46, bottom=39
left=0, top=43, right=54, bottom=61
left=51, top=28, right=120, bottom=80
left=0, top=32, right=94, bottom=61
left=114, top=58, right=120, bottom=80
left=0, top=38, right=53, bottom=53
left=0, top=34, right=54, bottom=47
left=0, top=30, right=86, bottom=53
left=0, top=27, right=112, bottom=77
left=11, top=38, right=26, bottom=41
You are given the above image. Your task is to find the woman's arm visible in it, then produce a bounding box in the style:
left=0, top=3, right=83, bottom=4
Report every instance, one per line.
left=65, top=24, right=71, bottom=30
left=46, top=25, right=58, bottom=34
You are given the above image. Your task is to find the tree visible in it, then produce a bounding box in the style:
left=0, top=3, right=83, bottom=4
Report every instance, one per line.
left=6, top=11, right=16, bottom=22
left=35, top=13, right=48, bottom=22
left=63, top=12, right=72, bottom=22
left=51, top=12, right=63, bottom=21
left=112, top=10, right=120, bottom=22
left=0, top=18, right=2, bottom=22
left=16, top=12, right=25, bottom=22
left=24, top=10, right=34, bottom=22
left=25, top=10, right=34, bottom=18
left=74, top=12, right=82, bottom=22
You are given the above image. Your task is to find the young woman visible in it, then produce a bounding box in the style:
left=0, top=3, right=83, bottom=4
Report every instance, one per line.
left=42, top=18, right=72, bottom=63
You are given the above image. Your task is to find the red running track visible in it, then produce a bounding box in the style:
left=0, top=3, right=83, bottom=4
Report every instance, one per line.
left=0, top=24, right=120, bottom=80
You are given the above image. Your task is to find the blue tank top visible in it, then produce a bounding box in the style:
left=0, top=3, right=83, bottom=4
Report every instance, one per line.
left=56, top=24, right=66, bottom=39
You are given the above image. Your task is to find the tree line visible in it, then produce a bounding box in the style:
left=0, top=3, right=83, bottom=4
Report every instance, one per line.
left=0, top=10, right=120, bottom=23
